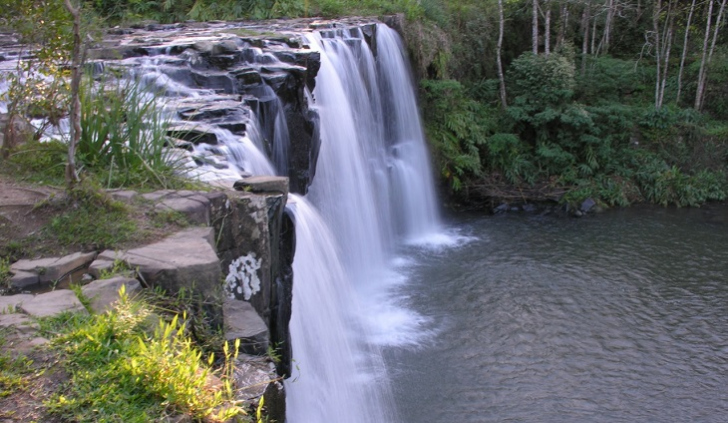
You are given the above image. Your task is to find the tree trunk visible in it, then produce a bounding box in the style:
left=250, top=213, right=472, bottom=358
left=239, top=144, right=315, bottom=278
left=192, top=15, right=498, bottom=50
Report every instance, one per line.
left=557, top=2, right=568, bottom=50
left=590, top=5, right=598, bottom=54
left=695, top=0, right=715, bottom=110
left=64, top=0, right=82, bottom=188
left=697, top=0, right=728, bottom=109
left=533, top=0, right=540, bottom=54
left=582, top=3, right=590, bottom=75
left=545, top=0, right=552, bottom=56
left=603, top=0, right=615, bottom=54
left=654, top=0, right=662, bottom=108
left=497, top=0, right=508, bottom=108
left=658, top=2, right=675, bottom=108
left=676, top=0, right=697, bottom=104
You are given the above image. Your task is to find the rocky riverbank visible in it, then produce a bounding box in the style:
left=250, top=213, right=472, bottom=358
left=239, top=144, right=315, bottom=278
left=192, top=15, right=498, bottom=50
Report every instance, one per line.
left=0, top=177, right=292, bottom=422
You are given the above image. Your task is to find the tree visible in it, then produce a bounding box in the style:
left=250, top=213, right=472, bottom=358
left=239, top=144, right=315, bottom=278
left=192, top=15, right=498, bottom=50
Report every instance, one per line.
left=533, top=0, right=540, bottom=54
left=497, top=0, right=508, bottom=107
left=64, top=0, right=82, bottom=187
left=676, top=0, right=697, bottom=104
left=695, top=0, right=727, bottom=110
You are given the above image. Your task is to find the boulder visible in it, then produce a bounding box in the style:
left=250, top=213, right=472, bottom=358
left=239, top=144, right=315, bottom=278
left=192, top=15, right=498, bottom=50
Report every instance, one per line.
left=107, top=189, right=139, bottom=203
left=223, top=299, right=269, bottom=355
left=18, top=290, right=88, bottom=317
left=580, top=197, right=597, bottom=214
left=81, top=276, right=142, bottom=313
left=97, top=227, right=221, bottom=301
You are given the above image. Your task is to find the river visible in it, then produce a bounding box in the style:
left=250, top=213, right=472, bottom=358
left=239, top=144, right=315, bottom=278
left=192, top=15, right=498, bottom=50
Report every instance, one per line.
left=385, top=205, right=728, bottom=423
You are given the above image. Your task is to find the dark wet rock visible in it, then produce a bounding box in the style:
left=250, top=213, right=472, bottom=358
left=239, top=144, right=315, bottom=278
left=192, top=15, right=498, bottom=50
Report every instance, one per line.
left=167, top=122, right=219, bottom=145
left=232, top=68, right=264, bottom=87
left=190, top=70, right=234, bottom=93
left=580, top=198, right=597, bottom=213
left=493, top=203, right=509, bottom=214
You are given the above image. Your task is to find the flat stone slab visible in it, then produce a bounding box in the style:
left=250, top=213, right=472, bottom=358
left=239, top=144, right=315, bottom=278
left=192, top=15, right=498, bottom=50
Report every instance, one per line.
left=141, top=190, right=226, bottom=226
left=0, top=293, right=34, bottom=313
left=224, top=299, right=269, bottom=356
left=0, top=313, right=39, bottom=334
left=107, top=189, right=139, bottom=203
left=81, top=276, right=142, bottom=313
left=11, top=251, right=97, bottom=285
left=18, top=290, right=88, bottom=318
left=8, top=270, right=39, bottom=290
left=233, top=176, right=288, bottom=196
left=97, top=227, right=220, bottom=298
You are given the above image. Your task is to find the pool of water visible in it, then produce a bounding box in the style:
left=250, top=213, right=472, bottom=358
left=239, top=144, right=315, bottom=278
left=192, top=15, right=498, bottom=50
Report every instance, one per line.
left=385, top=204, right=728, bottom=423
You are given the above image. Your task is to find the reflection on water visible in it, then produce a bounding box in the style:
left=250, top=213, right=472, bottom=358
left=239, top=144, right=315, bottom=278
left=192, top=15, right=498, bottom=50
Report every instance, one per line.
left=386, top=204, right=728, bottom=423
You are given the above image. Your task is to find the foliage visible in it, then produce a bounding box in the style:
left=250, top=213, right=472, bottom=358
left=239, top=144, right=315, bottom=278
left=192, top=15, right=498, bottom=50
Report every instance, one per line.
left=0, top=0, right=73, bottom=147
left=421, top=79, right=488, bottom=191
left=46, top=287, right=246, bottom=422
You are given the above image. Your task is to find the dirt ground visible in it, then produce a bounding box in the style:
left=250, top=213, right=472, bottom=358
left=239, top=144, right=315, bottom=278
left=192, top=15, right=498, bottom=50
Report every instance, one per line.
left=0, top=174, right=63, bottom=254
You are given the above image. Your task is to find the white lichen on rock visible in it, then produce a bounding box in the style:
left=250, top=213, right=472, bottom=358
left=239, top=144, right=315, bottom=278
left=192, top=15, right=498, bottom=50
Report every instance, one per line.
left=225, top=253, right=262, bottom=300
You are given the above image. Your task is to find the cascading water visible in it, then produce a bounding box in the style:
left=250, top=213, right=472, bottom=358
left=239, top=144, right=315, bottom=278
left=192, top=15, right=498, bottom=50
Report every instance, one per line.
left=285, top=24, right=443, bottom=422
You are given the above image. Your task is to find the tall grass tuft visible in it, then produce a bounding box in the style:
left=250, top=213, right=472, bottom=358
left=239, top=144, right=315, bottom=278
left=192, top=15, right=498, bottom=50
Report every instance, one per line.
left=78, top=75, right=185, bottom=190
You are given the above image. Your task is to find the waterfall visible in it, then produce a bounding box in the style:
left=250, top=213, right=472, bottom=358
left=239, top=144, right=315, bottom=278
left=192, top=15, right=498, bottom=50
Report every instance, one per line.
left=286, top=195, right=398, bottom=423
left=285, top=24, right=442, bottom=422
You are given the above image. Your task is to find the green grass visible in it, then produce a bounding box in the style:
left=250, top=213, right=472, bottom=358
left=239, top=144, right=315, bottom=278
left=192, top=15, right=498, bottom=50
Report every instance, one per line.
left=0, top=328, right=33, bottom=398
left=43, top=287, right=247, bottom=422
left=0, top=258, right=10, bottom=290
left=2, top=139, right=68, bottom=187
left=44, top=185, right=138, bottom=250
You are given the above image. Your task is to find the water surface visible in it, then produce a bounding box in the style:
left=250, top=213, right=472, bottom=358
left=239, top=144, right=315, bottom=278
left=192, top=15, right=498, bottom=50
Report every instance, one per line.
left=387, top=205, right=728, bottom=422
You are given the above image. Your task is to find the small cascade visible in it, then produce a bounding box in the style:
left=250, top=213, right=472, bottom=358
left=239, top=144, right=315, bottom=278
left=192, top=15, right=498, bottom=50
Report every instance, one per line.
left=247, top=84, right=291, bottom=175
left=286, top=23, right=443, bottom=423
